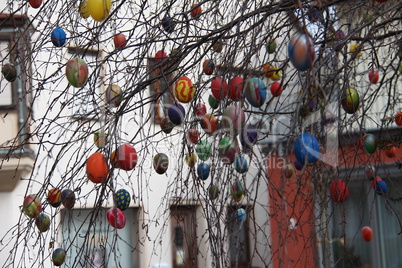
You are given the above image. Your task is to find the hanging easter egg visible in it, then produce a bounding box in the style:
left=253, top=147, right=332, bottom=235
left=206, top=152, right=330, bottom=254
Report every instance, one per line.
left=219, top=137, right=237, bottom=164
left=236, top=208, right=247, bottom=224
left=174, top=76, right=195, bottom=103
left=35, top=213, right=51, bottom=232
left=52, top=248, right=66, bottom=266
left=211, top=77, right=228, bottom=100
left=61, top=189, right=75, bottom=209
left=347, top=87, right=362, bottom=108
left=208, top=184, right=220, bottom=200
left=153, top=153, right=169, bottom=174
left=361, top=226, right=373, bottom=242
left=385, top=145, right=396, bottom=158
left=47, top=188, right=62, bottom=208
left=2, top=63, right=17, bottom=82
left=212, top=40, right=223, bottom=53
left=372, top=178, right=387, bottom=195
left=294, top=133, right=320, bottom=164
left=208, top=94, right=219, bottom=109
left=228, top=76, right=244, bottom=101
left=113, top=33, right=127, bottom=50
left=22, top=194, right=42, bottom=218
left=283, top=164, right=294, bottom=178
left=115, top=144, right=138, bottom=171
left=197, top=163, right=210, bottom=180
left=107, top=208, right=126, bottom=229
left=200, top=114, right=217, bottom=135
left=195, top=103, right=207, bottom=117
left=51, top=28, right=66, bottom=47
left=79, top=0, right=90, bottom=18
left=288, top=33, right=315, bottom=71
left=168, top=103, right=185, bottom=125
left=185, top=153, right=197, bottom=167
left=110, top=150, right=120, bottom=168
left=245, top=78, right=267, bottom=108
left=349, top=42, right=361, bottom=57
left=106, top=84, right=123, bottom=108
left=262, top=64, right=281, bottom=81
left=240, top=125, right=258, bottom=149
left=29, top=0, right=42, bottom=8
left=395, top=111, right=402, bottom=126
left=87, top=0, right=111, bottom=22
left=365, top=166, right=376, bottom=179
left=203, top=60, right=215, bottom=75
left=115, top=189, right=131, bottom=211
left=362, top=134, right=377, bottom=154
left=270, top=82, right=283, bottom=97
left=294, top=160, right=303, bottom=170
left=161, top=16, right=176, bottom=33
left=155, top=50, right=168, bottom=65
left=160, top=117, right=175, bottom=133
left=196, top=140, right=212, bottom=161
left=190, top=4, right=202, bottom=18
left=231, top=180, right=245, bottom=202
left=66, top=58, right=88, bottom=88
left=307, top=7, right=320, bottom=22
left=222, top=105, right=245, bottom=135
left=329, top=179, right=349, bottom=203
left=368, top=70, right=379, bottom=84
left=234, top=155, right=248, bottom=174
left=187, top=128, right=199, bottom=144
left=86, top=152, right=109, bottom=183
left=266, top=39, right=277, bottom=54
left=94, top=130, right=108, bottom=148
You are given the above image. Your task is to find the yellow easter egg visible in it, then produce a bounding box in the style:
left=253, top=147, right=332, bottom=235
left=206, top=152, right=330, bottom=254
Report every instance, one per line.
left=87, top=0, right=111, bottom=22
left=78, top=0, right=90, bottom=19
left=174, top=76, right=195, bottom=103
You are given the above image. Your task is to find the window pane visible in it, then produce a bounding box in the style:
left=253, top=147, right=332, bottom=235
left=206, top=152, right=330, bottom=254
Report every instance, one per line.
left=0, top=39, right=13, bottom=107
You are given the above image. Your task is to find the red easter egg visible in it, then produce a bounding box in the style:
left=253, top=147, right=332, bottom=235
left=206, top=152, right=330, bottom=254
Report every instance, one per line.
left=385, top=145, right=396, bottom=158
left=195, top=103, right=207, bottom=117
left=228, top=76, right=244, bottom=101
left=155, top=50, right=167, bottom=63
left=368, top=70, right=379, bottom=84
left=395, top=111, right=402, bottom=126
left=211, top=77, right=228, bottom=100
left=270, top=82, right=283, bottom=97
left=187, top=128, right=200, bottom=144
left=330, top=179, right=349, bottom=203
left=191, top=4, right=202, bottom=18
left=107, top=208, right=126, bottom=229
left=115, top=144, right=138, bottom=171
left=29, top=0, right=42, bottom=8
left=200, top=114, right=217, bottom=135
left=371, top=176, right=382, bottom=189
left=361, top=226, right=373, bottom=242
left=86, top=152, right=109, bottom=183
left=113, top=33, right=127, bottom=50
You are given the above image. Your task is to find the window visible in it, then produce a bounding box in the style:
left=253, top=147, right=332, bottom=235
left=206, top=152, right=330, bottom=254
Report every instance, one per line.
left=148, top=58, right=175, bottom=124
left=61, top=207, right=139, bottom=268
left=227, top=206, right=250, bottom=268
left=170, top=206, right=198, bottom=268
left=0, top=38, right=14, bottom=107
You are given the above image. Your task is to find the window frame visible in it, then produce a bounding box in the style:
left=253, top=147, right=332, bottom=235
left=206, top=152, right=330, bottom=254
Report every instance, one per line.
left=0, top=34, right=17, bottom=109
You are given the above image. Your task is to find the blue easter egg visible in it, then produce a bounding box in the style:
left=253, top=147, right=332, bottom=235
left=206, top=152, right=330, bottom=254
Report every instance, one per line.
left=51, top=28, right=66, bottom=47
left=236, top=208, right=247, bottom=224
left=294, top=133, right=319, bottom=164
left=197, top=163, right=210, bottom=180
left=244, top=78, right=267, bottom=107
left=234, top=155, right=248, bottom=174
left=162, top=16, right=176, bottom=33
left=375, top=180, right=387, bottom=195
left=168, top=103, right=185, bottom=125
left=288, top=33, right=315, bottom=71
left=115, top=189, right=131, bottom=211
left=240, top=125, right=258, bottom=149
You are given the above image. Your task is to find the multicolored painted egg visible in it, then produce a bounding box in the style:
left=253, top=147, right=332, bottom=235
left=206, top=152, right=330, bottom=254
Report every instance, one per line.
left=329, top=179, right=349, bottom=203
left=106, top=84, right=123, bottom=108
left=115, top=189, right=131, bottom=211
left=113, top=33, right=127, bottom=50
left=228, top=76, right=244, bottom=101
left=160, top=117, right=175, bottom=133
left=208, top=184, right=220, bottom=200
left=211, top=77, right=228, bottom=100
left=35, top=213, right=51, bottom=232
left=208, top=94, right=219, bottom=109
left=161, top=16, right=176, bottom=33
left=52, top=248, right=66, bottom=266
left=342, top=88, right=359, bottom=114
left=86, top=152, right=109, bottom=183
left=361, top=226, right=373, bottom=242
left=262, top=64, right=281, bottom=81
left=94, top=130, right=108, bottom=148
left=87, top=0, right=111, bottom=21
left=203, top=60, right=215, bottom=75
left=22, top=194, right=42, bottom=218
left=212, top=40, right=223, bottom=53
left=266, top=39, right=277, bottom=54
left=107, top=207, right=126, bottom=229
left=231, top=180, right=245, bottom=202
left=168, top=103, right=185, bottom=125
left=65, top=58, right=88, bottom=88
left=234, top=155, right=248, bottom=174
left=236, top=208, right=247, bottom=224
left=196, top=140, right=212, bottom=161
left=185, top=153, right=197, bottom=168
left=222, top=105, right=245, bottom=135
left=195, top=103, right=207, bottom=117
left=51, top=28, right=67, bottom=47
left=2, top=63, right=17, bottom=82
left=240, top=125, right=258, bottom=149
left=174, top=76, right=195, bottom=103
left=115, top=144, right=138, bottom=171
left=244, top=78, right=267, bottom=107
left=200, top=114, right=217, bottom=135
left=219, top=138, right=237, bottom=164
left=270, top=82, right=283, bottom=97
left=61, top=189, right=75, bottom=209
left=78, top=0, right=90, bottom=18
left=288, top=33, right=315, bottom=71
left=187, top=128, right=200, bottom=144
left=362, top=134, right=377, bottom=154
left=294, top=133, right=320, bottom=164
left=110, top=150, right=120, bottom=168
left=197, top=163, right=210, bottom=180
left=153, top=153, right=169, bottom=174
left=47, top=188, right=62, bottom=208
